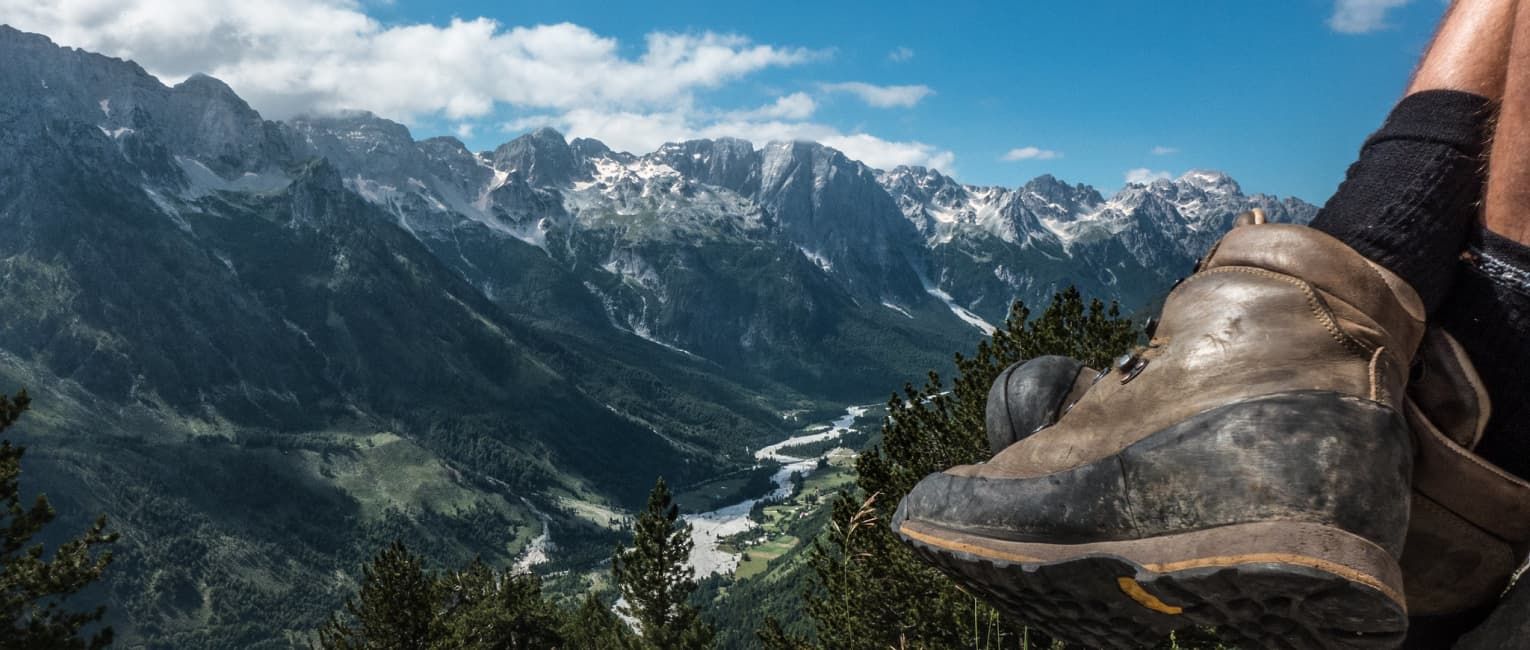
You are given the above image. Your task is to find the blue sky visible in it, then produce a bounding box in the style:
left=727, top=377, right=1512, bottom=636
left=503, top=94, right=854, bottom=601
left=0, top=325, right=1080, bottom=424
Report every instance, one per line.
left=8, top=0, right=1449, bottom=202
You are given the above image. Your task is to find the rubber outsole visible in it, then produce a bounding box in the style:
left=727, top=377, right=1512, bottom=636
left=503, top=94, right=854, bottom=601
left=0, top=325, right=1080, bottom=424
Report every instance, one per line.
left=896, top=519, right=1408, bottom=649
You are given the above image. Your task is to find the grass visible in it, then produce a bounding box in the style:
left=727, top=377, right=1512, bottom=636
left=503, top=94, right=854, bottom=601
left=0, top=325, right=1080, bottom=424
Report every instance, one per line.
left=308, top=432, right=506, bottom=518
left=735, top=535, right=799, bottom=579
left=556, top=493, right=628, bottom=528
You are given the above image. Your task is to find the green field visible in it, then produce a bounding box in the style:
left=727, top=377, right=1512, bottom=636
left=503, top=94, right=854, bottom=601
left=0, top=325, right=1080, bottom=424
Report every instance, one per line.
left=735, top=535, right=799, bottom=579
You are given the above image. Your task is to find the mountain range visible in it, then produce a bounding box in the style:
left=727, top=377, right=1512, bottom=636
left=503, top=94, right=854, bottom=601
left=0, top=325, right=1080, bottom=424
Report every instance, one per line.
left=0, top=25, right=1316, bottom=646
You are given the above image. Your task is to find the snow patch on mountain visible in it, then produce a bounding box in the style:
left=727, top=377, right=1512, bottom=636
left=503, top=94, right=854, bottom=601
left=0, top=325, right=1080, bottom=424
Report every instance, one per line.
left=924, top=285, right=996, bottom=334
left=97, top=125, right=133, bottom=139
left=175, top=156, right=290, bottom=197
left=798, top=246, right=833, bottom=273
left=602, top=252, right=665, bottom=293
left=881, top=301, right=914, bottom=319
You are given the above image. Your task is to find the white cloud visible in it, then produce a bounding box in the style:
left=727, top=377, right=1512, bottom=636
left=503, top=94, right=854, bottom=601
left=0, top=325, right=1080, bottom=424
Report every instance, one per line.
left=2, top=0, right=821, bottom=121
left=888, top=46, right=914, bottom=62
left=1125, top=168, right=1173, bottom=184
left=510, top=108, right=956, bottom=173
left=816, top=133, right=956, bottom=172
left=1328, top=0, right=1412, bottom=34
left=727, top=92, right=817, bottom=121
left=7, top=0, right=955, bottom=174
left=1001, top=146, right=1061, bottom=161
left=1150, top=145, right=1179, bottom=156
left=820, top=81, right=934, bottom=108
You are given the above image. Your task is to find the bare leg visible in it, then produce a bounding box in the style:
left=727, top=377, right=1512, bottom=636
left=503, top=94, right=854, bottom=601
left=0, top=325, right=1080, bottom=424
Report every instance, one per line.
left=1410, top=0, right=1518, bottom=98
left=1486, top=0, right=1530, bottom=241
left=1310, top=0, right=1512, bottom=312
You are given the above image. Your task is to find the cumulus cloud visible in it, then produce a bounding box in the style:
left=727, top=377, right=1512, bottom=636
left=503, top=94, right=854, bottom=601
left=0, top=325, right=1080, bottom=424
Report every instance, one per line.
left=1150, top=145, right=1179, bottom=155
left=820, top=81, right=934, bottom=108
left=1001, top=146, right=1061, bottom=161
left=6, top=0, right=956, bottom=173
left=2, top=0, right=821, bottom=121
left=888, top=46, right=915, bottom=62
left=727, top=92, right=817, bottom=121
left=1328, top=0, right=1412, bottom=34
left=509, top=107, right=957, bottom=173
left=1125, top=168, right=1173, bottom=184
left=816, top=133, right=956, bottom=172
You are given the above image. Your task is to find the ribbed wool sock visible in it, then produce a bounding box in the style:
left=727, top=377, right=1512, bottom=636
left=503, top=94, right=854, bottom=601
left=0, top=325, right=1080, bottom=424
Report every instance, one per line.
left=1310, top=90, right=1495, bottom=313
left=1437, top=229, right=1530, bottom=480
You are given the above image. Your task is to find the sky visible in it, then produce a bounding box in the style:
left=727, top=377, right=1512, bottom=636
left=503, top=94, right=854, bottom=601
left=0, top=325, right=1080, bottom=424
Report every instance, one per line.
left=3, top=0, right=1451, bottom=202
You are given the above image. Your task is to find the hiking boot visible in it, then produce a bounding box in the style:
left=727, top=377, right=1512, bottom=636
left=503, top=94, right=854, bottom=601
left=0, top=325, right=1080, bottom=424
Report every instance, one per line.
left=1400, top=329, right=1530, bottom=620
left=980, top=328, right=1530, bottom=636
left=893, top=222, right=1427, bottom=649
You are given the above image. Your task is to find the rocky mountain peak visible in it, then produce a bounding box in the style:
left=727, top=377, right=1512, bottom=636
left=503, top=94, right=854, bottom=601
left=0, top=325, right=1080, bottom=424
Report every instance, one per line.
left=284, top=111, right=422, bottom=182
left=420, top=135, right=469, bottom=155
left=1019, top=174, right=1103, bottom=221
left=492, top=127, right=578, bottom=186
left=1175, top=169, right=1242, bottom=195
left=1022, top=174, right=1103, bottom=204
left=569, top=136, right=613, bottom=159
left=648, top=138, right=758, bottom=192
left=163, top=73, right=288, bottom=177
left=293, top=109, right=410, bottom=137
left=171, top=73, right=242, bottom=103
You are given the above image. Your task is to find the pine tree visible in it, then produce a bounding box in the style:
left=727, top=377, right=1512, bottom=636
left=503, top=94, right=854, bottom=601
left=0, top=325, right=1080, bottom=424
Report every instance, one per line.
left=431, top=558, right=565, bottom=649
left=562, top=591, right=635, bottom=649
left=0, top=389, right=117, bottom=650
left=775, top=289, right=1143, bottom=649
left=613, top=477, right=714, bottom=649
left=318, top=540, right=438, bottom=650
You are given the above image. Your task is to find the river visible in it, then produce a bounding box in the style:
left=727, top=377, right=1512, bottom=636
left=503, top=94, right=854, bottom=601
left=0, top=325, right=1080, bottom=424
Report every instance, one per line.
left=512, top=404, right=870, bottom=577
left=682, top=404, right=869, bottom=576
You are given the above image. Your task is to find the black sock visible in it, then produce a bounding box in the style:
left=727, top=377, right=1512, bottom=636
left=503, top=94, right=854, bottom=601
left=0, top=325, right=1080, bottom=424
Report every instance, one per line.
left=1438, top=229, right=1530, bottom=480
left=1310, top=90, right=1494, bottom=313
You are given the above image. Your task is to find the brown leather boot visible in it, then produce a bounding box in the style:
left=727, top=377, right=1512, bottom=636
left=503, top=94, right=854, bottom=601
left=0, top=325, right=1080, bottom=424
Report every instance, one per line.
left=893, top=222, right=1426, bottom=649
left=978, top=329, right=1530, bottom=645
left=1401, top=329, right=1530, bottom=619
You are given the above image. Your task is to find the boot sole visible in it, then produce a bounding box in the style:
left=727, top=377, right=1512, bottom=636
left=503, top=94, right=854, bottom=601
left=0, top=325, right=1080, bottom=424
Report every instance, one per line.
left=896, top=518, right=1406, bottom=649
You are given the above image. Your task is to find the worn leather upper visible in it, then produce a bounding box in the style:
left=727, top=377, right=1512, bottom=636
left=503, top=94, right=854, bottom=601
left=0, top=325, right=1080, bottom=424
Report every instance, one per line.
left=1402, top=328, right=1530, bottom=615
left=950, top=223, right=1426, bottom=480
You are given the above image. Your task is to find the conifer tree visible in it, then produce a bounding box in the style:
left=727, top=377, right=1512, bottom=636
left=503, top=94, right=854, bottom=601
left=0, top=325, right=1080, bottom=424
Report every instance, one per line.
left=613, top=477, right=714, bottom=649
left=432, top=558, right=565, bottom=649
left=776, top=289, right=1142, bottom=649
left=562, top=591, right=635, bottom=649
left=0, top=389, right=117, bottom=650
left=318, top=540, right=437, bottom=649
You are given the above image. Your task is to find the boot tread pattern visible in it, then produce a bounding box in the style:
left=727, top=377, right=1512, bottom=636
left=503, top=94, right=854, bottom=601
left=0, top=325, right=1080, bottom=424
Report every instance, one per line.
left=902, top=530, right=1407, bottom=649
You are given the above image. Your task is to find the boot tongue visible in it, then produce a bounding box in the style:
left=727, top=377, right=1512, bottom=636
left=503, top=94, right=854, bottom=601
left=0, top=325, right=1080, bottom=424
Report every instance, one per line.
left=1409, top=329, right=1490, bottom=448
left=1201, top=223, right=1426, bottom=355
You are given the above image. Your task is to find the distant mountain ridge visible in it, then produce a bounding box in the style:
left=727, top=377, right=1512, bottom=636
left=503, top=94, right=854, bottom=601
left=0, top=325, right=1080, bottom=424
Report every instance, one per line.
left=0, top=24, right=1317, bottom=646
left=282, top=109, right=1316, bottom=332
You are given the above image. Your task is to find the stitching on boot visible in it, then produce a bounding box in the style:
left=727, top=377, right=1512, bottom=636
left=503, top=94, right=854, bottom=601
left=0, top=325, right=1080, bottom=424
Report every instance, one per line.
left=1191, top=267, right=1372, bottom=358
left=1359, top=259, right=1422, bottom=324
left=1368, top=346, right=1389, bottom=403
left=1424, top=417, right=1530, bottom=493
